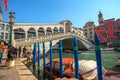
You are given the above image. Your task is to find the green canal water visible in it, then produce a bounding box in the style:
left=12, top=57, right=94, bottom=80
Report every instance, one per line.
left=28, top=50, right=120, bottom=79
left=51, top=50, right=120, bottom=72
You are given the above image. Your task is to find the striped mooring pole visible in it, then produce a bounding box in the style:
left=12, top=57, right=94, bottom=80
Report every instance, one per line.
left=94, top=33, right=103, bottom=80
left=59, top=40, right=64, bottom=78
left=33, top=43, right=37, bottom=76
left=38, top=43, right=40, bottom=77
left=49, top=41, right=53, bottom=73
left=43, top=42, right=46, bottom=80
left=33, top=43, right=36, bottom=71
left=73, top=37, right=80, bottom=80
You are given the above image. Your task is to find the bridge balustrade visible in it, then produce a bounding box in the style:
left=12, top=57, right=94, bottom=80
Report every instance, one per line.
left=13, top=32, right=93, bottom=49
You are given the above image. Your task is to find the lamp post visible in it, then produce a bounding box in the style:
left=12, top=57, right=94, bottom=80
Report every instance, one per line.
left=9, top=12, right=15, bottom=49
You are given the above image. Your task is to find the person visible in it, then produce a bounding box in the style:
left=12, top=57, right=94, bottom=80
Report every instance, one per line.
left=73, top=60, right=106, bottom=80
left=23, top=46, right=27, bottom=57
left=14, top=46, right=18, bottom=58
left=7, top=47, right=15, bottom=69
left=19, top=46, right=21, bottom=57
left=0, top=46, right=4, bottom=64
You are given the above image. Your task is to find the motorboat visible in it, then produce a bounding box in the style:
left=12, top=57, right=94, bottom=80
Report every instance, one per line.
left=115, top=48, right=120, bottom=52
left=46, top=58, right=120, bottom=80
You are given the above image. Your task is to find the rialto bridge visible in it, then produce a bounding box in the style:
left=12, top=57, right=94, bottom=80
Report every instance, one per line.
left=11, top=20, right=93, bottom=52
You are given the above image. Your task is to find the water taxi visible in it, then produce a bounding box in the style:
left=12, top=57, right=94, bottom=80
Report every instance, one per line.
left=46, top=58, right=120, bottom=80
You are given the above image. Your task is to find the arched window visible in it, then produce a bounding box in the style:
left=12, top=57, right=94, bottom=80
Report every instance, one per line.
left=46, top=27, right=52, bottom=35
left=14, top=28, right=25, bottom=39
left=38, top=27, right=45, bottom=36
left=0, top=24, right=5, bottom=30
left=5, top=33, right=8, bottom=39
left=53, top=27, right=58, bottom=34
left=6, top=25, right=9, bottom=30
left=27, top=28, right=36, bottom=38
left=1, top=32, right=4, bottom=39
left=59, top=27, right=64, bottom=33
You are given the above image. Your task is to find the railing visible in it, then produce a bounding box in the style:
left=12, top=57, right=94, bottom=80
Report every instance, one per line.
left=14, top=32, right=93, bottom=48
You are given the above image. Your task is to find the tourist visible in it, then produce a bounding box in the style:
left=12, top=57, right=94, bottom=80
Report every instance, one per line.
left=7, top=47, right=15, bottom=69
left=18, top=46, right=21, bottom=57
left=0, top=46, right=4, bottom=64
left=23, top=46, right=27, bottom=57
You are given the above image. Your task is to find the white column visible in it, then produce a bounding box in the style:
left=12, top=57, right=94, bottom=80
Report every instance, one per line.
left=25, top=31, right=28, bottom=39
left=36, top=31, right=38, bottom=37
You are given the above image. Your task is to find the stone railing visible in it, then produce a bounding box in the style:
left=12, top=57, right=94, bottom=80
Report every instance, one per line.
left=14, top=32, right=93, bottom=49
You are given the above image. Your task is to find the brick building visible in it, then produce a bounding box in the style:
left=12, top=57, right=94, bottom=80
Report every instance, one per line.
left=95, top=11, right=120, bottom=47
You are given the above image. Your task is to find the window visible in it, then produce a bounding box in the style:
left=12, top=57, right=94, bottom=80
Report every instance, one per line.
left=6, top=26, right=9, bottom=30
left=14, top=28, right=25, bottom=39
left=90, top=32, right=92, bottom=34
left=53, top=27, right=58, bottom=34
left=90, top=36, right=92, bottom=38
left=0, top=24, right=5, bottom=30
left=113, top=27, right=115, bottom=29
left=1, top=32, right=4, bottom=39
left=5, top=33, right=8, bottom=39
left=85, top=33, right=87, bottom=36
left=27, top=28, right=36, bottom=38
left=114, top=32, right=120, bottom=36
left=89, top=28, right=92, bottom=30
left=85, top=29, right=87, bottom=31
left=38, top=27, right=45, bottom=36
left=46, top=27, right=52, bottom=35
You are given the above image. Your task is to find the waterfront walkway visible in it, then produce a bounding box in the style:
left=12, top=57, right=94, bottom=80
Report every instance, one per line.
left=0, top=53, right=37, bottom=80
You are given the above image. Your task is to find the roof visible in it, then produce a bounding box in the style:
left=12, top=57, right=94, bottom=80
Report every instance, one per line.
left=104, top=18, right=115, bottom=22
left=53, top=58, right=74, bottom=64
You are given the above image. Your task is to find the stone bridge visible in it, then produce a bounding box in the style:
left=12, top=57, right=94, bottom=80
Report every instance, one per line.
left=11, top=20, right=93, bottom=52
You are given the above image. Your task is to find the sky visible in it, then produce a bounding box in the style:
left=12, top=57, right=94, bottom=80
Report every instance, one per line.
left=1, top=0, right=120, bottom=28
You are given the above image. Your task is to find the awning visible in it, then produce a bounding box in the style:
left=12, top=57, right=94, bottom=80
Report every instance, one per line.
left=101, top=42, right=107, bottom=44
left=113, top=42, right=120, bottom=44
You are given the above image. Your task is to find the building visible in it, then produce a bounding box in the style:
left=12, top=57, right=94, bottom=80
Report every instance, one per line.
left=0, top=20, right=9, bottom=41
left=83, top=21, right=95, bottom=43
left=71, top=27, right=84, bottom=38
left=95, top=11, right=120, bottom=47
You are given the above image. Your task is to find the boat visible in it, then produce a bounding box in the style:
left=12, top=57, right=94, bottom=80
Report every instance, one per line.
left=46, top=58, right=75, bottom=79
left=46, top=58, right=120, bottom=80
left=115, top=48, right=120, bottom=52
left=90, top=48, right=114, bottom=51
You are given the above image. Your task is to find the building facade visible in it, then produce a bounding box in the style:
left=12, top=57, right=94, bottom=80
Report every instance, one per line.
left=95, top=12, right=120, bottom=46
left=12, top=20, right=72, bottom=40
left=0, top=20, right=9, bottom=41
left=71, top=27, right=84, bottom=38
left=83, top=21, right=95, bottom=43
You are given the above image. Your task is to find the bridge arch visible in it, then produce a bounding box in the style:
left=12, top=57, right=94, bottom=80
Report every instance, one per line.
left=27, top=28, right=36, bottom=38
left=38, top=27, right=45, bottom=36
left=46, top=27, right=52, bottom=35
left=53, top=27, right=58, bottom=34
left=59, top=27, right=64, bottom=33
left=14, top=28, right=25, bottom=39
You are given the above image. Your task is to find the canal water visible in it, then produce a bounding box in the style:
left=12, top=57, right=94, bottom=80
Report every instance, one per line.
left=28, top=50, right=120, bottom=79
